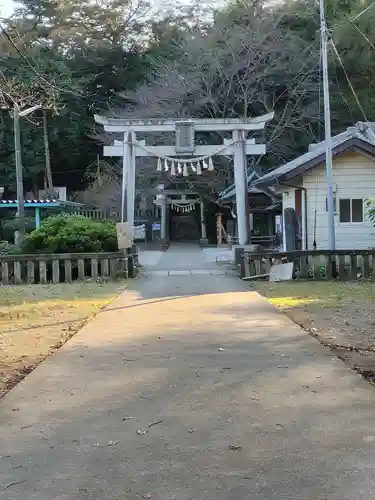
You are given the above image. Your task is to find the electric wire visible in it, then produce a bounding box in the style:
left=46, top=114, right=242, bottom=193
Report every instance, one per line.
left=329, top=37, right=368, bottom=121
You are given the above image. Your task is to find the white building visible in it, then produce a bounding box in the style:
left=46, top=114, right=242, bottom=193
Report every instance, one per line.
left=252, top=122, right=375, bottom=250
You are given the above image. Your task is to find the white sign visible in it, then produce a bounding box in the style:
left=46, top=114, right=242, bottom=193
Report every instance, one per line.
left=133, top=224, right=146, bottom=241
left=116, top=222, right=132, bottom=249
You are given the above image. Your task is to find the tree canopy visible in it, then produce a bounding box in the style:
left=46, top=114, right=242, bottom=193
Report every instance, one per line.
left=0, top=0, right=374, bottom=200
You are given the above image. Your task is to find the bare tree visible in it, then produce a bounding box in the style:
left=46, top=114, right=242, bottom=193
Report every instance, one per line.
left=121, top=7, right=320, bottom=165
left=95, top=3, right=321, bottom=202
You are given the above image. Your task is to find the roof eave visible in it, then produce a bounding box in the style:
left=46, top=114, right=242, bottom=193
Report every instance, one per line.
left=252, top=137, right=375, bottom=188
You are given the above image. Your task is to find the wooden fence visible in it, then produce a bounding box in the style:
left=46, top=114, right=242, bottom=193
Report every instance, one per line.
left=73, top=208, right=154, bottom=220
left=239, top=250, right=375, bottom=281
left=0, top=252, right=137, bottom=285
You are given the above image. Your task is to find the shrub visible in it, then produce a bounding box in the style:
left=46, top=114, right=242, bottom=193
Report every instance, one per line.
left=1, top=216, right=35, bottom=242
left=21, top=214, right=118, bottom=253
left=0, top=241, right=22, bottom=255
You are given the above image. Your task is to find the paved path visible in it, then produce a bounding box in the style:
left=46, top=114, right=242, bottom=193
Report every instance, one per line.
left=1, top=245, right=375, bottom=499
left=140, top=243, right=233, bottom=273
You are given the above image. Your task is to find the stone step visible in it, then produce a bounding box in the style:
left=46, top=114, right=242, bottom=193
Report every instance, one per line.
left=143, top=269, right=235, bottom=276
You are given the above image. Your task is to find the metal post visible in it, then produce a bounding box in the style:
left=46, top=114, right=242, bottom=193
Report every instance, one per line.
left=14, top=104, right=25, bottom=242
left=233, top=129, right=249, bottom=245
left=35, top=207, right=41, bottom=228
left=320, top=0, right=336, bottom=249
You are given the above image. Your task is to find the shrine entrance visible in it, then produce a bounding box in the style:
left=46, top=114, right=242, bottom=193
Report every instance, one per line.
left=95, top=113, right=273, bottom=246
left=169, top=208, right=200, bottom=242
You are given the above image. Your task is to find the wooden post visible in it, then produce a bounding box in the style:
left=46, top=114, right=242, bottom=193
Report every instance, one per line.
left=52, top=260, right=60, bottom=283
left=91, top=258, right=98, bottom=281
left=101, top=258, right=109, bottom=279
left=363, top=254, right=370, bottom=279
left=1, top=262, right=9, bottom=285
left=39, top=260, right=47, bottom=284
left=14, top=261, right=22, bottom=284
left=313, top=254, right=321, bottom=280
left=350, top=254, right=357, bottom=280
left=217, top=213, right=222, bottom=245
left=338, top=255, right=346, bottom=280
left=325, top=255, right=333, bottom=280
left=127, top=249, right=134, bottom=278
left=200, top=200, right=208, bottom=244
left=110, top=258, right=118, bottom=280
left=27, top=260, right=35, bottom=283
left=78, top=259, right=85, bottom=280
left=161, top=195, right=167, bottom=242
left=65, top=260, right=72, bottom=282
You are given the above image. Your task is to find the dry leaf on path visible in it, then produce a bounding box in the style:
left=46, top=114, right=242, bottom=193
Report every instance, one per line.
left=148, top=420, right=164, bottom=428
left=228, top=444, right=242, bottom=451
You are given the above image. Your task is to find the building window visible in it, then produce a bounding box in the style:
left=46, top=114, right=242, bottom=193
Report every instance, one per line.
left=339, top=198, right=363, bottom=223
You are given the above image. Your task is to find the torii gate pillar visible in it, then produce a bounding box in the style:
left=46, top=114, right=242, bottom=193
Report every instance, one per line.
left=233, top=130, right=249, bottom=245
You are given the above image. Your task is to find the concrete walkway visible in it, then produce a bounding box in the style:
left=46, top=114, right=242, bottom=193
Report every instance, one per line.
left=1, top=245, right=375, bottom=499
left=139, top=243, right=233, bottom=273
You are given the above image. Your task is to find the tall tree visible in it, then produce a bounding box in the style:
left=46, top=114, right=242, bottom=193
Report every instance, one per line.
left=0, top=0, right=154, bottom=195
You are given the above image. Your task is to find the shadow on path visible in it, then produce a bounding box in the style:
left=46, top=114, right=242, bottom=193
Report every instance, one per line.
left=1, top=268, right=375, bottom=499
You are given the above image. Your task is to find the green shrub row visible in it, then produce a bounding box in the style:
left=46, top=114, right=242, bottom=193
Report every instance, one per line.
left=0, top=214, right=118, bottom=254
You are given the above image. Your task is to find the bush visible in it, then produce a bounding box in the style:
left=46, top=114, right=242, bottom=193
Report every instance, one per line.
left=1, top=216, right=35, bottom=243
left=0, top=241, right=22, bottom=255
left=21, top=214, right=118, bottom=253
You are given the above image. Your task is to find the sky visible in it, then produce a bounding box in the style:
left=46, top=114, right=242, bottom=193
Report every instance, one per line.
left=0, top=0, right=223, bottom=18
left=0, top=0, right=15, bottom=17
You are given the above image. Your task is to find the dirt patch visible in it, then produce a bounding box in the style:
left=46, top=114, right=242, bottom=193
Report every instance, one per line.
left=252, top=281, right=375, bottom=383
left=0, top=282, right=124, bottom=397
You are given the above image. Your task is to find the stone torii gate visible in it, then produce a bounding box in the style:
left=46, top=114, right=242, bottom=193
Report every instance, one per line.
left=94, top=114, right=273, bottom=245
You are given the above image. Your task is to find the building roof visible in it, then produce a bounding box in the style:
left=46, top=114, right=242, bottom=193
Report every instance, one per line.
left=252, top=121, right=375, bottom=187
left=218, top=169, right=278, bottom=203
left=0, top=200, right=83, bottom=208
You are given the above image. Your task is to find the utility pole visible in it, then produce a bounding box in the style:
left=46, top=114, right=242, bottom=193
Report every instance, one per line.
left=13, top=104, right=42, bottom=243
left=43, top=109, right=53, bottom=191
left=13, top=104, right=25, bottom=242
left=319, top=0, right=336, bottom=250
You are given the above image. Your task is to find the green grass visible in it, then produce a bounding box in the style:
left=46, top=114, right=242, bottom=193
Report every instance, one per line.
left=0, top=281, right=125, bottom=397
left=252, top=281, right=375, bottom=311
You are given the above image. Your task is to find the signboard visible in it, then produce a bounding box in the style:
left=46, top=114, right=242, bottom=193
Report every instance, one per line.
left=116, top=222, right=132, bottom=249
left=152, top=222, right=161, bottom=231
left=134, top=224, right=146, bottom=241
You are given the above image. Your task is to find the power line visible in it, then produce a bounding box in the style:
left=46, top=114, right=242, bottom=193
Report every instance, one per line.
left=329, top=37, right=368, bottom=121
left=330, top=47, right=354, bottom=123
left=0, top=23, right=84, bottom=99
left=351, top=1, right=375, bottom=22
left=0, top=24, right=57, bottom=93
left=350, top=21, right=375, bottom=51
left=329, top=2, right=375, bottom=36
